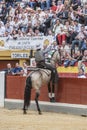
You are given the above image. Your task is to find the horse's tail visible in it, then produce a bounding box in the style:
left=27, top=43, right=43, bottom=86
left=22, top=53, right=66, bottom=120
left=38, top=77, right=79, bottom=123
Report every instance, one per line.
left=23, top=76, right=32, bottom=114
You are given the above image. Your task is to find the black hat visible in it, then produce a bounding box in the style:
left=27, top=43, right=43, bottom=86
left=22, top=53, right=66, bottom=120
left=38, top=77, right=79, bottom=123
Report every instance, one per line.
left=36, top=44, right=41, bottom=50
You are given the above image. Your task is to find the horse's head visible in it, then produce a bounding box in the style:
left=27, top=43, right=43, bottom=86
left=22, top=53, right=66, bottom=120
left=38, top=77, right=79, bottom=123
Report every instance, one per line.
left=50, top=50, right=62, bottom=67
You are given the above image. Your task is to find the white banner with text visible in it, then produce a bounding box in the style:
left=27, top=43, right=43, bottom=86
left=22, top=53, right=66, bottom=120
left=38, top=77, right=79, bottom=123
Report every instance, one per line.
left=0, top=36, right=54, bottom=50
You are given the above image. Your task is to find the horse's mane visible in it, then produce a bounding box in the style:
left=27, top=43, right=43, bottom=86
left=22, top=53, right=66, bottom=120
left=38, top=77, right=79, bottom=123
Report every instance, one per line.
left=50, top=50, right=60, bottom=67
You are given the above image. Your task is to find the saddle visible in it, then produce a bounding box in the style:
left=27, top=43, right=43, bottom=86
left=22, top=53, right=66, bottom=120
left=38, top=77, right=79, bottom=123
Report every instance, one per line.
left=28, top=67, right=40, bottom=71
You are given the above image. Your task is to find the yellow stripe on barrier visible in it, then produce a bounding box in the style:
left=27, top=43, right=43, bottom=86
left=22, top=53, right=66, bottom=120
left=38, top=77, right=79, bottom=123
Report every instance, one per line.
left=57, top=66, right=87, bottom=73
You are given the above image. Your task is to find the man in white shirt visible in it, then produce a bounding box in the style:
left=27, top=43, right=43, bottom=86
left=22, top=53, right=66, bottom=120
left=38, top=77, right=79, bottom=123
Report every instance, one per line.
left=0, top=22, right=5, bottom=36
left=78, top=68, right=86, bottom=78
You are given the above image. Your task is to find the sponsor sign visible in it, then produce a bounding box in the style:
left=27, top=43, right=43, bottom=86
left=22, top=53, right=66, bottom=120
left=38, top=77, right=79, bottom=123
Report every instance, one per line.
left=0, top=36, right=54, bottom=50
left=11, top=53, right=29, bottom=58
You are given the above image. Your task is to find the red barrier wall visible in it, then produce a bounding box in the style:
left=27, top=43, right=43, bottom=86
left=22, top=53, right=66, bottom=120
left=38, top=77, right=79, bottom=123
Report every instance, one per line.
left=56, top=78, right=87, bottom=105
left=6, top=76, right=50, bottom=101
left=6, top=76, right=87, bottom=105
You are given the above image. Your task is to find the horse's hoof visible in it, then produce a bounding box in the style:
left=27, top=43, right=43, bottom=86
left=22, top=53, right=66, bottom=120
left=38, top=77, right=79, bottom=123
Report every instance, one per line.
left=50, top=98, right=52, bottom=102
left=39, top=111, right=42, bottom=115
left=23, top=110, right=27, bottom=114
left=81, top=115, right=87, bottom=117
left=51, top=97, right=56, bottom=103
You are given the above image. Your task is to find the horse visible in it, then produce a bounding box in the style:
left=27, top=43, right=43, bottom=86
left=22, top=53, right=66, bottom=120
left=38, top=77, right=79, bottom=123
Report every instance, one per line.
left=23, top=50, right=61, bottom=114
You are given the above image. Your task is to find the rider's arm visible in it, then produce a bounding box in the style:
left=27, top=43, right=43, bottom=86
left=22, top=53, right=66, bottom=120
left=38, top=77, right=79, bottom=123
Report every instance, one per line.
left=43, top=46, right=51, bottom=55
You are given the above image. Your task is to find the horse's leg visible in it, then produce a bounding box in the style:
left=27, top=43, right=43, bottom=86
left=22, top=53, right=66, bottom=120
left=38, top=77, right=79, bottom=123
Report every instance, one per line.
left=48, top=82, right=52, bottom=102
left=51, top=81, right=56, bottom=102
left=23, top=76, right=32, bottom=114
left=35, top=91, right=42, bottom=115
left=51, top=69, right=58, bottom=102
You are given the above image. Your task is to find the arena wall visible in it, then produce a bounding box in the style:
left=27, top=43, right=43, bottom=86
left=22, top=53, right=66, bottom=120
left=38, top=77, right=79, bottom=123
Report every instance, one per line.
left=5, top=75, right=87, bottom=105
left=0, top=73, right=87, bottom=115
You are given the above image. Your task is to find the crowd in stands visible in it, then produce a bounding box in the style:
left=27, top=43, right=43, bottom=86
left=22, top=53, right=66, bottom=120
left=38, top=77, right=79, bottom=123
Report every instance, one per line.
left=3, top=60, right=37, bottom=77
left=4, top=62, right=29, bottom=76
left=0, top=0, right=87, bottom=75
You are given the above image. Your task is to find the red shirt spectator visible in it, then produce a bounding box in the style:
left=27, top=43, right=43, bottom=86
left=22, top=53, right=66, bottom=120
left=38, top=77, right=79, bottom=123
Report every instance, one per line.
left=50, top=2, right=57, bottom=12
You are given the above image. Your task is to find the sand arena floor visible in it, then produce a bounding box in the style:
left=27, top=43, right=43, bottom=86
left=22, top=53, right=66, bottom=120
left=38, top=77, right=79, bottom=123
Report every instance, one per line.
left=0, top=108, right=87, bottom=130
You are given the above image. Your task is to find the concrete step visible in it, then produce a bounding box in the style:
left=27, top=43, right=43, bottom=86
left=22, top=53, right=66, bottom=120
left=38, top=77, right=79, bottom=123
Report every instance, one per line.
left=4, top=99, right=87, bottom=116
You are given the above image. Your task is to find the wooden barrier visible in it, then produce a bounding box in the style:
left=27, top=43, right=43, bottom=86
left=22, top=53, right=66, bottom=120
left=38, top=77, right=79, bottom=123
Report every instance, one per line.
left=56, top=78, right=87, bottom=105
left=6, top=76, right=87, bottom=105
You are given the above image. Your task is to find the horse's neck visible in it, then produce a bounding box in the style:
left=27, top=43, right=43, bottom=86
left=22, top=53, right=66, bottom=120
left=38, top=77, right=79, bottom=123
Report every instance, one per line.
left=50, top=51, right=59, bottom=67
left=50, top=58, right=55, bottom=67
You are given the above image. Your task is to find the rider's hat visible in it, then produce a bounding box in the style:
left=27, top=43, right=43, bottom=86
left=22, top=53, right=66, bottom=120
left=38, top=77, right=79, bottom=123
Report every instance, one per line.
left=36, top=44, right=41, bottom=50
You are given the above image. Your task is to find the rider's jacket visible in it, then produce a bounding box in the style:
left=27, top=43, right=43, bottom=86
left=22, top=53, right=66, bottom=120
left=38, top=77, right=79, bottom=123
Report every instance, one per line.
left=44, top=49, right=55, bottom=63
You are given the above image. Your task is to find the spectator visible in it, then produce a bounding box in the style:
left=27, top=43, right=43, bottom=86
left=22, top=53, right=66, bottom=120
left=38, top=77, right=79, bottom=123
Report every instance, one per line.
left=81, top=49, right=87, bottom=62
left=70, top=0, right=81, bottom=10
left=29, top=0, right=37, bottom=10
left=64, top=0, right=70, bottom=10
left=5, top=22, right=13, bottom=34
left=8, top=5, right=15, bottom=17
left=22, top=62, right=28, bottom=76
left=27, top=27, right=35, bottom=36
left=73, top=20, right=81, bottom=33
left=69, top=50, right=83, bottom=66
left=57, top=5, right=69, bottom=24
left=12, top=62, right=23, bottom=76
left=68, top=26, right=77, bottom=45
left=78, top=67, right=86, bottom=78
left=50, top=13, right=58, bottom=30
left=40, top=0, right=47, bottom=10
left=53, top=19, right=64, bottom=45
left=50, top=1, right=57, bottom=12
left=78, top=50, right=87, bottom=74
left=3, top=63, right=13, bottom=74
left=50, top=40, right=58, bottom=50
left=80, top=2, right=87, bottom=26
left=56, top=0, right=64, bottom=15
left=17, top=29, right=24, bottom=37
left=6, top=16, right=14, bottom=28
left=11, top=29, right=18, bottom=39
left=13, top=17, right=20, bottom=31
left=81, top=38, right=87, bottom=53
left=47, top=28, right=54, bottom=36
left=34, top=28, right=43, bottom=36
left=0, top=22, right=5, bottom=36
left=60, top=40, right=71, bottom=55
left=19, top=14, right=28, bottom=33
left=1, top=4, right=8, bottom=23
left=29, top=58, right=36, bottom=67
left=74, top=50, right=83, bottom=61
left=43, top=13, right=52, bottom=34
left=63, top=51, right=73, bottom=67
left=68, top=6, right=77, bottom=21
left=71, top=25, right=87, bottom=54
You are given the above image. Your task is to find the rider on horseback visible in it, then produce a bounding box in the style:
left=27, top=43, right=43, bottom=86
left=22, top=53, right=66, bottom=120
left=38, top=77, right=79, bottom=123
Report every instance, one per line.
left=34, top=44, right=58, bottom=90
